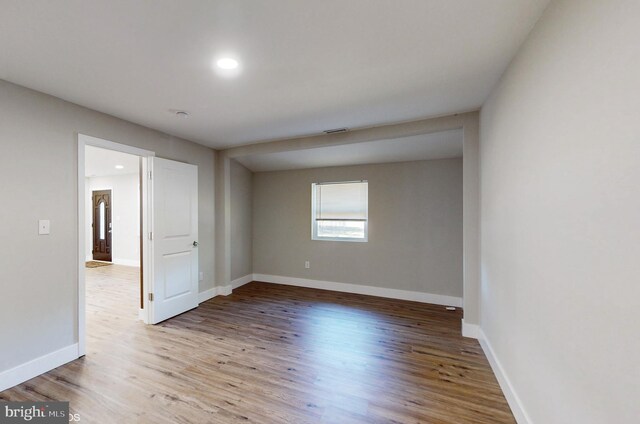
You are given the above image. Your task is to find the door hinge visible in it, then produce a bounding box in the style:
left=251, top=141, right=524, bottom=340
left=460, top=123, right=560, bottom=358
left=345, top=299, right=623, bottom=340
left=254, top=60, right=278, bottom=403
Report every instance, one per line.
left=148, top=293, right=154, bottom=302
left=149, top=232, right=153, bottom=240
left=148, top=171, right=152, bottom=180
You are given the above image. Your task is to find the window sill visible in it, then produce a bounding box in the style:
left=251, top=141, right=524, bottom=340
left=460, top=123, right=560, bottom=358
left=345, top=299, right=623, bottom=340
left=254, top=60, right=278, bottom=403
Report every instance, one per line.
left=312, top=237, right=368, bottom=243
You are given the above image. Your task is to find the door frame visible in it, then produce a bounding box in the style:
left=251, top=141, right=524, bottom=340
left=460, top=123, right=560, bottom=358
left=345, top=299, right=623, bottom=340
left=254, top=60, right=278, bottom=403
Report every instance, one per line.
left=77, top=133, right=155, bottom=357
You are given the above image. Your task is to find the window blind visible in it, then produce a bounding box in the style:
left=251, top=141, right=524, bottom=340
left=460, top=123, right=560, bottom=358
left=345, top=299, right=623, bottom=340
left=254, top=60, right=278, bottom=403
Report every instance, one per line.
left=314, top=181, right=368, bottom=220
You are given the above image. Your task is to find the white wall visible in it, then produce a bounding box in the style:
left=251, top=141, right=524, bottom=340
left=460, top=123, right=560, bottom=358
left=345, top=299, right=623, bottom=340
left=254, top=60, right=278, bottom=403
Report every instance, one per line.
left=480, top=0, right=640, bottom=422
left=0, top=79, right=216, bottom=378
left=84, top=177, right=92, bottom=261
left=85, top=174, right=140, bottom=266
left=252, top=159, right=463, bottom=298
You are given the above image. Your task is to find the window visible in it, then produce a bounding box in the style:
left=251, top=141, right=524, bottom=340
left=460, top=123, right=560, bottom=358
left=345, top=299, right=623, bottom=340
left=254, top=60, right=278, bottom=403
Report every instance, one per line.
left=312, top=180, right=368, bottom=242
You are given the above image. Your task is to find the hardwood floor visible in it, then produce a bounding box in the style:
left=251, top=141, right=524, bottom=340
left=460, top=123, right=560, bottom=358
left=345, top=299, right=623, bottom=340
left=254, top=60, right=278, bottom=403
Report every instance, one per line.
left=84, top=264, right=140, bottom=352
left=1, top=267, right=515, bottom=423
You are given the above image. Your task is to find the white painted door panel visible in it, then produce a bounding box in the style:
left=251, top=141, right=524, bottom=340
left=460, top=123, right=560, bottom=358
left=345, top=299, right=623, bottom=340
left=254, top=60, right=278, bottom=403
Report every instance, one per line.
left=150, top=157, right=198, bottom=324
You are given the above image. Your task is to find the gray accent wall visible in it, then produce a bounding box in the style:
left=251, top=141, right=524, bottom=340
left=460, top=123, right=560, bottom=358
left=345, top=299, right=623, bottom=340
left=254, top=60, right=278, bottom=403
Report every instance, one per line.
left=230, top=159, right=253, bottom=280
left=480, top=0, right=640, bottom=421
left=0, top=79, right=216, bottom=373
left=252, top=159, right=463, bottom=297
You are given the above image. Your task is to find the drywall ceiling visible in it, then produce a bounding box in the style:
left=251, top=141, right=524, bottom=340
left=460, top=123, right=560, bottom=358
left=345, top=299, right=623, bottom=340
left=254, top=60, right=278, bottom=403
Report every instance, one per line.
left=237, top=129, right=463, bottom=172
left=0, top=0, right=549, bottom=149
left=85, top=146, right=140, bottom=177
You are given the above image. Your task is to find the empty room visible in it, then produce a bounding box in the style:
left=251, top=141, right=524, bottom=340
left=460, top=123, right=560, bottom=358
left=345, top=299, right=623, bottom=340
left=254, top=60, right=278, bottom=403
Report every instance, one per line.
left=0, top=1, right=638, bottom=423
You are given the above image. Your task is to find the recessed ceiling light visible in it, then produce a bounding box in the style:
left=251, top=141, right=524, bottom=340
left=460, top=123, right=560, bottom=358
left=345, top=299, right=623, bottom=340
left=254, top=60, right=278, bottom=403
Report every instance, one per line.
left=115, top=165, right=124, bottom=169
left=175, top=111, right=189, bottom=118
left=216, top=58, right=239, bottom=70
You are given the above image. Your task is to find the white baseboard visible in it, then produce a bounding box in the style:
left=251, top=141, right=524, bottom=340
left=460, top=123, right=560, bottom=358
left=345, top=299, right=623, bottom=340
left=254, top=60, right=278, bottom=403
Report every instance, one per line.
left=0, top=344, right=79, bottom=392
left=218, top=285, right=232, bottom=296
left=138, top=308, right=145, bottom=321
left=461, top=319, right=481, bottom=339
left=231, top=274, right=253, bottom=289
left=252, top=274, right=462, bottom=307
left=478, top=329, right=531, bottom=424
left=113, top=258, right=140, bottom=267
left=198, top=285, right=233, bottom=303
left=198, top=287, right=217, bottom=303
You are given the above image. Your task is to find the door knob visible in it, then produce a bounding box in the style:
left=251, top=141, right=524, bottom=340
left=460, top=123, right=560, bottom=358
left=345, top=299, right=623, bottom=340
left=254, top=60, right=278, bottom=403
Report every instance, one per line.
left=193, top=241, right=199, bottom=247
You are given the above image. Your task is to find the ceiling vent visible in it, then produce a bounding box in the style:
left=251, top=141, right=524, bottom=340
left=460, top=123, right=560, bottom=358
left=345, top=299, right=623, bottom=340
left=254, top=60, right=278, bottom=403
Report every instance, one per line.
left=323, top=127, right=348, bottom=134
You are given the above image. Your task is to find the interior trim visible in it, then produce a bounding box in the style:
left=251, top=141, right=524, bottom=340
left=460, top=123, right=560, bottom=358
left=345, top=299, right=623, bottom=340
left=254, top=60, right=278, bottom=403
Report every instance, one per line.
left=252, top=273, right=462, bottom=307
left=0, top=344, right=79, bottom=392
left=479, top=329, right=531, bottom=424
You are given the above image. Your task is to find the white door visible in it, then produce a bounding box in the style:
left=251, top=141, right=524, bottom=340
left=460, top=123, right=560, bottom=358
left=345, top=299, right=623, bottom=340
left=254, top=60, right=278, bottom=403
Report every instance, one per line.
left=150, top=157, right=199, bottom=324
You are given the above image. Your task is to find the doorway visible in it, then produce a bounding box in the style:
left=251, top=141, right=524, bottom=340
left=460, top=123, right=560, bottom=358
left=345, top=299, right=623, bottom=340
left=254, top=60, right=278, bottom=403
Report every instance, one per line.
left=77, top=134, right=154, bottom=357
left=92, top=189, right=112, bottom=262
left=83, top=144, right=144, bottom=355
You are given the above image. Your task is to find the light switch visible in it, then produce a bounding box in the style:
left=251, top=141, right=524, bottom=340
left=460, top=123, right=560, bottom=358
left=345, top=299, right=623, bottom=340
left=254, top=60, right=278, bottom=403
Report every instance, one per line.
left=199, top=272, right=204, bottom=281
left=39, top=220, right=50, bottom=235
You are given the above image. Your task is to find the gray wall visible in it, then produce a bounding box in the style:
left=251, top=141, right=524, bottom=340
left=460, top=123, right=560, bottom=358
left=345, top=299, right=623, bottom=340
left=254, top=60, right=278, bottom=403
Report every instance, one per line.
left=480, top=0, right=640, bottom=422
left=252, top=159, right=462, bottom=296
left=230, top=159, right=253, bottom=280
left=0, top=79, right=216, bottom=373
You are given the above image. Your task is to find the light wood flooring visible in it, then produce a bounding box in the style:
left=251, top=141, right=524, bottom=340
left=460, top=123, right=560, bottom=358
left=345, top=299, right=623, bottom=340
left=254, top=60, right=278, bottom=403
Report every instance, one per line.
left=1, top=265, right=515, bottom=423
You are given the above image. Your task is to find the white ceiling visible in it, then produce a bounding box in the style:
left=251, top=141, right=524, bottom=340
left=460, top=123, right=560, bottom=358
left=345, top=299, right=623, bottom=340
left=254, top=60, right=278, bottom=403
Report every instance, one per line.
left=237, top=129, right=463, bottom=172
left=0, top=0, right=549, bottom=149
left=85, top=146, right=140, bottom=177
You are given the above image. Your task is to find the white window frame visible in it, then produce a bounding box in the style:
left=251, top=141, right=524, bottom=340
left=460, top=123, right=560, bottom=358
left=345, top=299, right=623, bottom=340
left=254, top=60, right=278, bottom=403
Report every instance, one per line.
left=311, top=180, right=368, bottom=243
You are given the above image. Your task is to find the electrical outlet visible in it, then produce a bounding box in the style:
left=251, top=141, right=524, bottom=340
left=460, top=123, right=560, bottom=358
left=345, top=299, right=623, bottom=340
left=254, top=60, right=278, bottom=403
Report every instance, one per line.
left=38, top=220, right=50, bottom=235
left=305, top=261, right=310, bottom=269
left=199, top=272, right=204, bottom=281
